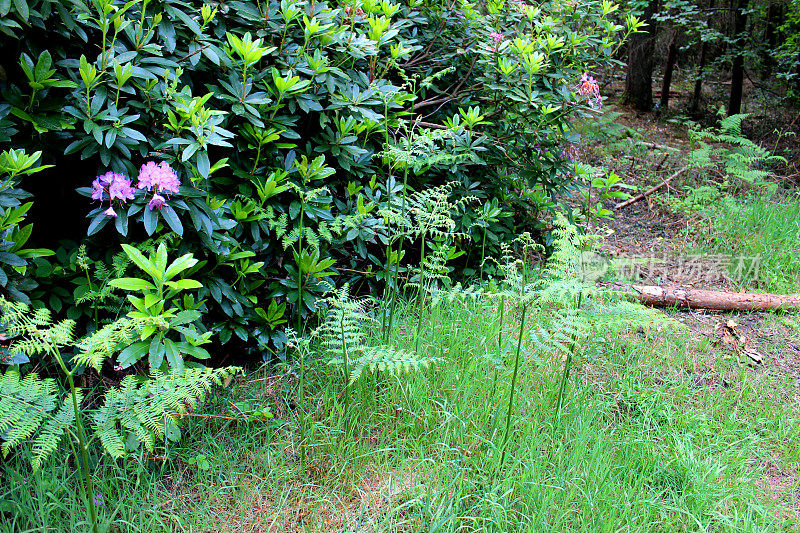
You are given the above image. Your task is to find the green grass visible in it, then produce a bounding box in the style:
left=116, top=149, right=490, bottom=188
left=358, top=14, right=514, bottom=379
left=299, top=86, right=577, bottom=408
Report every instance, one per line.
left=1, top=293, right=797, bottom=532
left=697, top=192, right=800, bottom=293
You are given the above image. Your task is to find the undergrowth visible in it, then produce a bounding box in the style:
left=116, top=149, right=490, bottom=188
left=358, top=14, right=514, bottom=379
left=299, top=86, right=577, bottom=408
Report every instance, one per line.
left=695, top=193, right=800, bottom=293
left=1, top=220, right=796, bottom=531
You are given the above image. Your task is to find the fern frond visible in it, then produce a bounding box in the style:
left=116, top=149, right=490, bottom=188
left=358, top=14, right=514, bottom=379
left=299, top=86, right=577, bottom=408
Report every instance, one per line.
left=0, top=369, right=58, bottom=457
left=91, top=367, right=242, bottom=457
left=74, top=316, right=163, bottom=371
left=337, top=345, right=438, bottom=385
left=32, top=391, right=81, bottom=470
left=0, top=298, right=76, bottom=359
left=318, top=283, right=373, bottom=361
left=429, top=282, right=489, bottom=307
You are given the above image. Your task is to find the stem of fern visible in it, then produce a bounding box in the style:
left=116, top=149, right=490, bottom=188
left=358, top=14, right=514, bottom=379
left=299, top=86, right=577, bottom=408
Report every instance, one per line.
left=340, top=312, right=351, bottom=434
left=379, top=99, right=392, bottom=342
left=298, top=342, right=306, bottom=474
left=499, top=302, right=528, bottom=468
left=498, top=294, right=505, bottom=350
left=556, top=290, right=584, bottom=414
left=414, top=232, right=427, bottom=354
left=296, top=203, right=305, bottom=333
left=52, top=349, right=99, bottom=533
left=387, top=164, right=409, bottom=340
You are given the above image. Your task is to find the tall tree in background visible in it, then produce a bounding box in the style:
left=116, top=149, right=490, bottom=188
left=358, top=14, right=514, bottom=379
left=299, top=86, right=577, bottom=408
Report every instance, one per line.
left=623, top=0, right=661, bottom=111
left=728, top=0, right=750, bottom=115
left=659, top=29, right=680, bottom=109
left=691, top=0, right=717, bottom=113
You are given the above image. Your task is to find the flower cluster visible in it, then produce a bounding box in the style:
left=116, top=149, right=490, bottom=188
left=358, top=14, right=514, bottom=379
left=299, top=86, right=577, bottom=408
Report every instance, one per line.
left=91, top=161, right=180, bottom=217
left=92, top=171, right=135, bottom=218
left=575, top=73, right=602, bottom=109
left=533, top=143, right=550, bottom=156
left=343, top=3, right=365, bottom=22
left=509, top=0, right=528, bottom=13
left=137, top=161, right=180, bottom=210
left=490, top=31, right=505, bottom=53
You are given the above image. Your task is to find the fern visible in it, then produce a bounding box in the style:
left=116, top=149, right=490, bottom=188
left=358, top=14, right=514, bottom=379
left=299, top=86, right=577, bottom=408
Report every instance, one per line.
left=31, top=391, right=81, bottom=470
left=0, top=365, right=241, bottom=465
left=0, top=298, right=242, bottom=466
left=75, top=246, right=129, bottom=315
left=689, top=112, right=786, bottom=190
left=91, top=367, right=240, bottom=459
left=0, top=369, right=58, bottom=458
left=527, top=216, right=681, bottom=362
left=344, top=345, right=434, bottom=384
left=318, top=284, right=438, bottom=384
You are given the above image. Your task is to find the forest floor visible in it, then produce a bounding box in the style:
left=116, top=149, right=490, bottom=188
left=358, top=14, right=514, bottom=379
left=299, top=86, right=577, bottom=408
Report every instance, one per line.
left=585, top=104, right=800, bottom=522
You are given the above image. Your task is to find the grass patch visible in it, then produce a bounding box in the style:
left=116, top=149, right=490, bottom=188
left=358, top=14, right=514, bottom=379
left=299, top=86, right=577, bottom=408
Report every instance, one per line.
left=696, top=193, right=800, bottom=293
left=1, top=294, right=797, bottom=532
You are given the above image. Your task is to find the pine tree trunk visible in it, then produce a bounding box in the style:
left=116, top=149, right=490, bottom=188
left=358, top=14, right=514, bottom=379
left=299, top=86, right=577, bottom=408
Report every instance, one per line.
left=623, top=0, right=660, bottom=111
left=728, top=0, right=750, bottom=116
left=691, top=0, right=716, bottom=114
left=660, top=30, right=679, bottom=110
left=691, top=43, right=708, bottom=113
left=761, top=2, right=783, bottom=79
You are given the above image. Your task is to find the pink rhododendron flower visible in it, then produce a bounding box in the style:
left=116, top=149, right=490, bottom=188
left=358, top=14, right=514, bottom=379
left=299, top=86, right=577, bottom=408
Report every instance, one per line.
left=137, top=161, right=180, bottom=195
left=91, top=171, right=134, bottom=216
left=91, top=178, right=105, bottom=200
left=108, top=175, right=135, bottom=202
left=489, top=31, right=505, bottom=54
left=576, top=73, right=602, bottom=109
left=148, top=193, right=166, bottom=210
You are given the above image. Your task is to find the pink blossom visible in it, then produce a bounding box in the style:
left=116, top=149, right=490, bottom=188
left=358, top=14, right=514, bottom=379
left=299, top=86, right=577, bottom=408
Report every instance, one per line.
left=97, top=171, right=115, bottom=186
left=91, top=178, right=105, bottom=200
left=103, top=206, right=117, bottom=218
left=491, top=31, right=504, bottom=44
left=137, top=161, right=180, bottom=195
left=576, top=73, right=602, bottom=109
left=108, top=176, right=135, bottom=202
left=148, top=193, right=166, bottom=210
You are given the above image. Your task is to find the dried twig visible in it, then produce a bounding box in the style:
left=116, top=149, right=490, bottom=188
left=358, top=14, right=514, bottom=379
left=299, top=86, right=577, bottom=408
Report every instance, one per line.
left=615, top=166, right=690, bottom=209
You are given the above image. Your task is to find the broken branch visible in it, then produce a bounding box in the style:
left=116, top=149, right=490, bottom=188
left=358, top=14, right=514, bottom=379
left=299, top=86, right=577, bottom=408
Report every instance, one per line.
left=615, top=166, right=690, bottom=209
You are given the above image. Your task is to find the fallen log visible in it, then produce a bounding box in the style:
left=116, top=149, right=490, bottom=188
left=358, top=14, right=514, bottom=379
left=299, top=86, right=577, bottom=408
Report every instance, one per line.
left=615, top=166, right=690, bottom=209
left=609, top=283, right=800, bottom=311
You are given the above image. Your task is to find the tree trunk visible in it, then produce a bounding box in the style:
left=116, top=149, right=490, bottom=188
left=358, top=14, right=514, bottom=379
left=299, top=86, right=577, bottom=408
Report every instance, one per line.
left=690, top=0, right=714, bottom=114
left=623, top=0, right=660, bottom=111
left=761, top=2, right=783, bottom=79
left=691, top=44, right=708, bottom=113
left=611, top=284, right=800, bottom=311
left=660, top=30, right=679, bottom=110
left=727, top=0, right=750, bottom=116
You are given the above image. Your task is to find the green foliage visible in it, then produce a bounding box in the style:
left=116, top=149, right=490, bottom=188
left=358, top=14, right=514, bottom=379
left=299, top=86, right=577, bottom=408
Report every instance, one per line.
left=696, top=193, right=800, bottom=293
left=109, top=243, right=211, bottom=372
left=0, top=0, right=636, bottom=360
left=0, top=149, right=54, bottom=303
left=689, top=112, right=786, bottom=191
left=0, top=365, right=239, bottom=466
left=0, top=295, right=240, bottom=474
left=319, top=283, right=436, bottom=385
left=0, top=369, right=59, bottom=463
left=91, top=367, right=239, bottom=458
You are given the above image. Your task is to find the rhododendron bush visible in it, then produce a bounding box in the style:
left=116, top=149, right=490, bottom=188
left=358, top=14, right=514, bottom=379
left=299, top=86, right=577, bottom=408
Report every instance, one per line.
left=0, top=0, right=639, bottom=362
